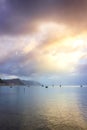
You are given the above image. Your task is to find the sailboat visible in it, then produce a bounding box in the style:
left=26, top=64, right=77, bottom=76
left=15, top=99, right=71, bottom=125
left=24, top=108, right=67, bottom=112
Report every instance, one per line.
left=80, top=85, right=83, bottom=87
left=45, top=86, right=48, bottom=88
left=59, top=84, right=61, bottom=87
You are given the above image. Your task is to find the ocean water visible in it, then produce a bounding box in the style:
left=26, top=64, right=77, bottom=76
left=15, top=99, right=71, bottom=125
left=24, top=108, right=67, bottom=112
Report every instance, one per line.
left=0, top=86, right=87, bottom=130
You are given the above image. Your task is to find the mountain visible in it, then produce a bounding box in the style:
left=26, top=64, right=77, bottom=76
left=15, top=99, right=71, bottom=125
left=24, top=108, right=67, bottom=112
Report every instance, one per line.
left=0, top=78, right=41, bottom=86
left=4, top=78, right=24, bottom=86
left=0, top=79, right=4, bottom=83
left=0, top=79, right=6, bottom=85
left=22, top=80, right=41, bottom=86
left=0, top=78, right=24, bottom=86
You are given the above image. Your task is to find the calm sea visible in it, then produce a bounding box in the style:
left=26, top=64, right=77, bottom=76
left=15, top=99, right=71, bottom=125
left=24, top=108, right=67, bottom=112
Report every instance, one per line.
left=0, top=86, right=87, bottom=130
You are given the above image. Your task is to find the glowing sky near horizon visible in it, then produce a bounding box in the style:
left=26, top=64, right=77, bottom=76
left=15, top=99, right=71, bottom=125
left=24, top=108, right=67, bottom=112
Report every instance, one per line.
left=0, top=0, right=87, bottom=84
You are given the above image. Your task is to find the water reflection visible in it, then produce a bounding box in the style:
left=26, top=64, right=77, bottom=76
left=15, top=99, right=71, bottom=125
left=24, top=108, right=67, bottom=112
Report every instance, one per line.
left=0, top=86, right=87, bottom=130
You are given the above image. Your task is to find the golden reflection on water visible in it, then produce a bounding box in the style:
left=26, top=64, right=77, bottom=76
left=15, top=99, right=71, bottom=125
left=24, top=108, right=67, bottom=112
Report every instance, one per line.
left=43, top=93, right=87, bottom=130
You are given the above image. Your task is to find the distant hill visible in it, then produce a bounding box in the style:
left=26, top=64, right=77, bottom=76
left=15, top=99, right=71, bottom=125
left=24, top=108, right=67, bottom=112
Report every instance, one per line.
left=0, top=79, right=4, bottom=83
left=4, top=79, right=24, bottom=86
left=22, top=80, right=41, bottom=86
left=0, top=78, right=41, bottom=86
left=0, top=78, right=24, bottom=86
left=0, top=79, right=6, bottom=85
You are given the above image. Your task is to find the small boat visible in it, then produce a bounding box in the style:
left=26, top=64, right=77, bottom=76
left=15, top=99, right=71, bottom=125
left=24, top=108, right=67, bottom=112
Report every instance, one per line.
left=10, top=85, right=13, bottom=88
left=80, top=85, right=83, bottom=87
left=59, top=85, right=61, bottom=87
left=45, top=86, right=48, bottom=88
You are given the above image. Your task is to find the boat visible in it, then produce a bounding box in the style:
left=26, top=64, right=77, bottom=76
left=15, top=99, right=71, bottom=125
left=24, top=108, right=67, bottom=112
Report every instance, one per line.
left=42, top=85, right=44, bottom=87
left=59, top=85, right=61, bottom=87
left=80, top=85, right=83, bottom=87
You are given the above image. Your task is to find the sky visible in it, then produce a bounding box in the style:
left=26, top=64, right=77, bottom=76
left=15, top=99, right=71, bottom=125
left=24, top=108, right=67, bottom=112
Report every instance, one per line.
left=0, top=0, right=87, bottom=85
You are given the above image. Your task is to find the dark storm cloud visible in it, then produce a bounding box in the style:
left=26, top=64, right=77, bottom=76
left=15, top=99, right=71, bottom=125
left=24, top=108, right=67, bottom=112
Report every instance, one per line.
left=8, top=0, right=87, bottom=22
left=0, top=0, right=87, bottom=35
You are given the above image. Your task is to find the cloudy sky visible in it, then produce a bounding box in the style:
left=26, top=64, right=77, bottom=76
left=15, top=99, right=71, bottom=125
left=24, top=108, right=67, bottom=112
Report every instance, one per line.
left=0, top=0, right=87, bottom=85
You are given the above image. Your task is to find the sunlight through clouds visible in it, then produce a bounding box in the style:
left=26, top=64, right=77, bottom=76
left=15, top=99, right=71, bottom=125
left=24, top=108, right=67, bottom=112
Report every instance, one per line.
left=0, top=0, right=87, bottom=84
